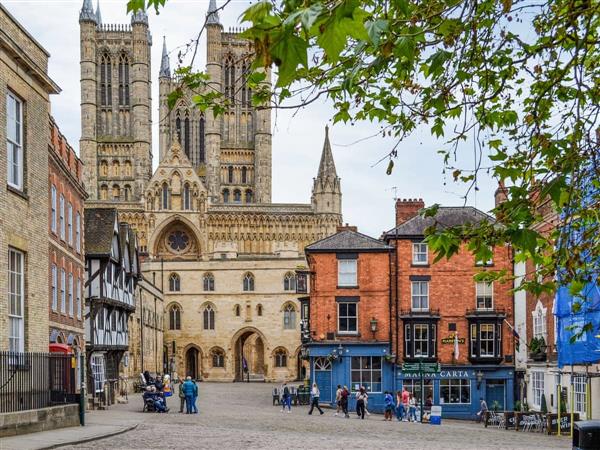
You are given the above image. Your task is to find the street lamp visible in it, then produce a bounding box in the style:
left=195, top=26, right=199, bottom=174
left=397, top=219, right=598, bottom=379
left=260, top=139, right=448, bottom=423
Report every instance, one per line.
left=476, top=370, right=484, bottom=389
left=370, top=317, right=378, bottom=339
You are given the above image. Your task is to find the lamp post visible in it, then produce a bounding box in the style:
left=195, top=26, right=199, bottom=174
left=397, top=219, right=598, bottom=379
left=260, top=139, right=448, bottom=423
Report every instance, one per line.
left=370, top=317, right=378, bottom=340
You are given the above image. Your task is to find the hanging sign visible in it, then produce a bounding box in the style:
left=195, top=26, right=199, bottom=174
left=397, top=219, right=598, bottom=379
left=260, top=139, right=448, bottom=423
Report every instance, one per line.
left=441, top=335, right=465, bottom=344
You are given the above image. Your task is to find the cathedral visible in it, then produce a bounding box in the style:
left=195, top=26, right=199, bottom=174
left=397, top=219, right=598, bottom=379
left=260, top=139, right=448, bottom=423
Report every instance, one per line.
left=78, top=0, right=342, bottom=381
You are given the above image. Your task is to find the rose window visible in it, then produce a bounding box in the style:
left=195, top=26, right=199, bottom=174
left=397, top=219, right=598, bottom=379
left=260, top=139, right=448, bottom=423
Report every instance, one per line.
left=167, top=230, right=190, bottom=252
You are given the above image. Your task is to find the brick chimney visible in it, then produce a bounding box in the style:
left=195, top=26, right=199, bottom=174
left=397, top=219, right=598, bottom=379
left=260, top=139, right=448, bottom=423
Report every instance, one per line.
left=494, top=181, right=508, bottom=208
left=395, top=198, right=425, bottom=226
left=337, top=223, right=358, bottom=233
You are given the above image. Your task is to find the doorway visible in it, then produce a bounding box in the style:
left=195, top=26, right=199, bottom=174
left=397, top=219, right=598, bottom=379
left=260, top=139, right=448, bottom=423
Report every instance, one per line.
left=233, top=328, right=266, bottom=381
left=185, top=347, right=199, bottom=380
left=486, top=380, right=506, bottom=410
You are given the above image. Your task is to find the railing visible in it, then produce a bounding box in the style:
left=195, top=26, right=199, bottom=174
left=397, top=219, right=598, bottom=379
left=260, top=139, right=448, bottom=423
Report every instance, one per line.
left=0, top=352, right=78, bottom=413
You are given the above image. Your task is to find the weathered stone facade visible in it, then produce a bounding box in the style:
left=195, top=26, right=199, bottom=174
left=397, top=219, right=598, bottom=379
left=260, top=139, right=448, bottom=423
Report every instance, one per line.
left=79, top=1, right=343, bottom=382
left=0, top=4, right=60, bottom=352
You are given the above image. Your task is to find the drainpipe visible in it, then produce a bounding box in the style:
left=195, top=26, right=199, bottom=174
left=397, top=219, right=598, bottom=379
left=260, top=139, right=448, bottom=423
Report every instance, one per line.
left=140, top=287, right=144, bottom=373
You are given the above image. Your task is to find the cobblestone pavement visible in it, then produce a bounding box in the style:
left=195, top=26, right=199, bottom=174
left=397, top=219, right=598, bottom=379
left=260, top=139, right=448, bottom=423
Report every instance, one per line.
left=62, top=383, right=569, bottom=450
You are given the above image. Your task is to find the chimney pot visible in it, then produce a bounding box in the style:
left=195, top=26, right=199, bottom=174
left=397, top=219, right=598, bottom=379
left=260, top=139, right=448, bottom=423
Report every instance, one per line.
left=395, top=197, right=425, bottom=226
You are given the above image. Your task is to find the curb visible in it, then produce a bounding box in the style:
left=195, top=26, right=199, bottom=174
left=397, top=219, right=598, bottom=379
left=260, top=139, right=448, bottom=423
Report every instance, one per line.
left=39, top=423, right=139, bottom=450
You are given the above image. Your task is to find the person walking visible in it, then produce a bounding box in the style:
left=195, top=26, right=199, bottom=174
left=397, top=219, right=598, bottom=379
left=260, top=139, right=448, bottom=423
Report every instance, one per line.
left=401, top=387, right=410, bottom=421
left=395, top=390, right=404, bottom=421
left=384, top=391, right=394, bottom=421
left=334, top=385, right=342, bottom=416
left=191, top=378, right=199, bottom=414
left=281, top=382, right=292, bottom=413
left=308, top=383, right=324, bottom=415
left=341, top=386, right=350, bottom=418
left=356, top=387, right=367, bottom=419
left=182, top=376, right=195, bottom=414
left=477, top=397, right=488, bottom=423
left=408, top=393, right=417, bottom=422
left=178, top=377, right=186, bottom=413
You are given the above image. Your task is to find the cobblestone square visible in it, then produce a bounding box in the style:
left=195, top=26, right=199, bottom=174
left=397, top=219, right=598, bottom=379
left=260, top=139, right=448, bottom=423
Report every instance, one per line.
left=63, top=383, right=570, bottom=450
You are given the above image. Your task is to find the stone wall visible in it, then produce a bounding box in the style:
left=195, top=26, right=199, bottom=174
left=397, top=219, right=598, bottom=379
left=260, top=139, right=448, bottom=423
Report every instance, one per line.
left=0, top=404, right=79, bottom=437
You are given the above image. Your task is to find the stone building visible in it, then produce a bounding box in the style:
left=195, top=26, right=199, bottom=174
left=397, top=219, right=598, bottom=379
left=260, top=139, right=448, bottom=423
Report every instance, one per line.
left=384, top=199, right=516, bottom=419
left=48, top=117, right=87, bottom=355
left=78, top=0, right=343, bottom=382
left=0, top=4, right=60, bottom=352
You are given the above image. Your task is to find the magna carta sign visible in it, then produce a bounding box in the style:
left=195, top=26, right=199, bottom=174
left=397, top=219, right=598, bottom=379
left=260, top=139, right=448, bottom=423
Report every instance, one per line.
left=441, top=334, right=465, bottom=344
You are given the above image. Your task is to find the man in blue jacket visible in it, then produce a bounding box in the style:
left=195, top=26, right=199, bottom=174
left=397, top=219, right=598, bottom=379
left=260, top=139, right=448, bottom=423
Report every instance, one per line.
left=182, top=376, right=195, bottom=414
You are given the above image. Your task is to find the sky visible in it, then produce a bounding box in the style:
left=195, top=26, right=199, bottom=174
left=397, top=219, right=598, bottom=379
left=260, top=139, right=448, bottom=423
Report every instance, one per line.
left=3, top=0, right=497, bottom=237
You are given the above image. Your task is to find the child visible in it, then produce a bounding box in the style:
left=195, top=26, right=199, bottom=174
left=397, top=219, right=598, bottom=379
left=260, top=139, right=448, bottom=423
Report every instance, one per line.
left=384, top=391, right=394, bottom=421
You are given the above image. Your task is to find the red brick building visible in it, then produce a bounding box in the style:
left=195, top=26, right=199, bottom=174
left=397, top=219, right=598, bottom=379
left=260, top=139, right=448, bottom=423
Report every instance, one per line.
left=303, top=225, right=394, bottom=410
left=385, top=199, right=515, bottom=418
left=48, top=117, right=87, bottom=353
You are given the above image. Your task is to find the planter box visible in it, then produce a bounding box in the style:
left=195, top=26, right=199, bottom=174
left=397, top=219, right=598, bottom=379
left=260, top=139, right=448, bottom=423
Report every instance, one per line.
left=529, top=352, right=547, bottom=362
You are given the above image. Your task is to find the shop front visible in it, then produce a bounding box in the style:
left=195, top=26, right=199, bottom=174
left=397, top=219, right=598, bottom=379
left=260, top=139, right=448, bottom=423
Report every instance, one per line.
left=307, top=342, right=395, bottom=413
left=396, top=365, right=515, bottom=419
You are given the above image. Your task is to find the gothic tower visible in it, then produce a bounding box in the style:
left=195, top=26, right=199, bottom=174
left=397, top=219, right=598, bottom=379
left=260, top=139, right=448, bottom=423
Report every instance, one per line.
left=312, top=126, right=342, bottom=215
left=158, top=0, right=272, bottom=204
left=79, top=0, right=152, bottom=205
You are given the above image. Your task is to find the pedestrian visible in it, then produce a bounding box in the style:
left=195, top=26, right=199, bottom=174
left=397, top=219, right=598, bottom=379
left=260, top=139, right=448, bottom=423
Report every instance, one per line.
left=178, top=377, right=186, bottom=413
left=308, top=383, right=324, bottom=415
left=408, top=393, right=417, bottom=422
left=192, top=378, right=199, bottom=413
left=402, top=386, right=410, bottom=421
left=334, top=385, right=342, bottom=416
left=341, top=385, right=350, bottom=418
left=281, top=382, right=291, bottom=413
left=355, top=386, right=367, bottom=419
left=395, top=390, right=404, bottom=421
left=476, top=397, right=488, bottom=423
left=182, top=376, right=195, bottom=414
left=384, top=391, right=394, bottom=421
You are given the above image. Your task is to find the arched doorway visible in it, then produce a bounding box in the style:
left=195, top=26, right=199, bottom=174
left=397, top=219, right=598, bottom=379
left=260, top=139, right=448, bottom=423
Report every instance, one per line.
left=233, top=328, right=267, bottom=382
left=185, top=347, right=200, bottom=380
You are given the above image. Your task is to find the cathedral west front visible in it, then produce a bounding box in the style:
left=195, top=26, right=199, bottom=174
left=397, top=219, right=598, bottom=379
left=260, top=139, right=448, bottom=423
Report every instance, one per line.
left=79, top=0, right=342, bottom=381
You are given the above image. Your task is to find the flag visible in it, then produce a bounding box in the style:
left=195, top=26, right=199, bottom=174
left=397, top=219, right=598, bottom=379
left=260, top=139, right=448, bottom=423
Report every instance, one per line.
left=454, top=332, right=459, bottom=359
left=504, top=318, right=521, bottom=352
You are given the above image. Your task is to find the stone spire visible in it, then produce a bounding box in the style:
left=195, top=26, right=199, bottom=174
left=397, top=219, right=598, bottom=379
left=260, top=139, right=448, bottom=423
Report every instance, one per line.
left=95, top=0, right=102, bottom=24
left=159, top=36, right=170, bottom=78
left=79, top=0, right=97, bottom=23
left=131, top=8, right=148, bottom=25
left=317, top=125, right=338, bottom=180
left=207, top=0, right=220, bottom=25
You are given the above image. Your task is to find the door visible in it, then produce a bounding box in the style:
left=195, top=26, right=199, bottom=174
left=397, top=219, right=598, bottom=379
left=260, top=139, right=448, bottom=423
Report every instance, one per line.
left=486, top=380, right=506, bottom=411
left=313, top=357, right=332, bottom=402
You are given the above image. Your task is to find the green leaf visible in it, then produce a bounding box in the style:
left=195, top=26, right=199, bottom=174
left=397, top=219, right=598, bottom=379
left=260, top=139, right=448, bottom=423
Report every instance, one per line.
left=365, top=19, right=388, bottom=46
left=271, top=33, right=308, bottom=87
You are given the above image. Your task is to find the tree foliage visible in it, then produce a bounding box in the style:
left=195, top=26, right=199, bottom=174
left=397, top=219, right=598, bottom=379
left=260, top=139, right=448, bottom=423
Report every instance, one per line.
left=129, top=0, right=600, bottom=332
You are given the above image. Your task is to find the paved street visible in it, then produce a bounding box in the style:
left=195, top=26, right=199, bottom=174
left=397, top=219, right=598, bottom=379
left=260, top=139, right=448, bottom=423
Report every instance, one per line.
left=57, top=383, right=568, bottom=450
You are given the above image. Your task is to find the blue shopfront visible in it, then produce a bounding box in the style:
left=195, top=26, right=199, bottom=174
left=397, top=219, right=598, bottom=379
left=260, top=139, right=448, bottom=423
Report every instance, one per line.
left=307, top=342, right=395, bottom=413
left=396, top=365, right=515, bottom=419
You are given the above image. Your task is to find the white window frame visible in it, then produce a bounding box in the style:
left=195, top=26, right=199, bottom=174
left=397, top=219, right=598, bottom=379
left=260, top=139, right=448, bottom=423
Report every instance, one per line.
left=59, top=194, right=65, bottom=240
left=440, top=379, right=471, bottom=404
left=6, top=92, right=23, bottom=190
left=413, top=323, right=430, bottom=357
left=411, top=281, right=429, bottom=311
left=60, top=268, right=66, bottom=313
left=76, top=278, right=82, bottom=319
left=90, top=353, right=106, bottom=393
left=476, top=282, right=494, bottom=310
left=67, top=202, right=73, bottom=245
left=412, top=242, right=428, bottom=265
left=283, top=303, right=296, bottom=330
left=51, top=185, right=57, bottom=233
left=573, top=376, right=586, bottom=415
left=8, top=248, right=25, bottom=353
left=479, top=323, right=495, bottom=357
left=68, top=273, right=74, bottom=316
left=75, top=212, right=81, bottom=253
left=532, top=300, right=547, bottom=340
left=337, top=302, right=358, bottom=334
left=350, top=356, right=382, bottom=393
left=337, top=259, right=357, bottom=287
left=51, top=264, right=58, bottom=311
left=531, top=371, right=544, bottom=408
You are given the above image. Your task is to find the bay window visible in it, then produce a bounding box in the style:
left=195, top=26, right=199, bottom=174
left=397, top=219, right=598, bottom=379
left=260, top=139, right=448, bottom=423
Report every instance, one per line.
left=469, top=321, right=502, bottom=362
left=404, top=321, right=437, bottom=359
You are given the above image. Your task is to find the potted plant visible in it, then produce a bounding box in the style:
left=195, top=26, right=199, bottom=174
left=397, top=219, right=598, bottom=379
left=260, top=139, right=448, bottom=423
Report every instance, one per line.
left=384, top=354, right=395, bottom=363
left=529, top=336, right=547, bottom=361
left=540, top=394, right=548, bottom=414
left=492, top=400, right=500, bottom=413
left=514, top=400, right=521, bottom=412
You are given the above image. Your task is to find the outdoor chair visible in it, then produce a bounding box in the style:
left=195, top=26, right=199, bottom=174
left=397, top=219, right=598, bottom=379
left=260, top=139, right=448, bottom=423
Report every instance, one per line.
left=496, top=412, right=505, bottom=429
left=272, top=388, right=280, bottom=406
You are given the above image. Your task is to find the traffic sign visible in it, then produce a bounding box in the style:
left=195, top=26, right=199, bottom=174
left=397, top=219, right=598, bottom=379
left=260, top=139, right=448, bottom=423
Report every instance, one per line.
left=401, top=362, right=441, bottom=373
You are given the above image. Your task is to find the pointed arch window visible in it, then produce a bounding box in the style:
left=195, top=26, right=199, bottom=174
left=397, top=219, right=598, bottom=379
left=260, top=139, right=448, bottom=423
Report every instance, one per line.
left=175, top=115, right=182, bottom=143
left=283, top=303, right=296, bottom=329
left=184, top=115, right=190, bottom=157
left=183, top=183, right=191, bottom=210
left=169, top=273, right=180, bottom=292
left=212, top=348, right=225, bottom=368
left=228, top=166, right=234, bottom=183
left=203, top=305, right=215, bottom=330
left=100, top=54, right=112, bottom=106
left=124, top=185, right=131, bottom=201
left=124, top=160, right=132, bottom=177
left=241, top=167, right=247, bottom=184
left=257, top=304, right=263, bottom=316
left=100, top=184, right=108, bottom=200
left=283, top=272, right=296, bottom=292
left=224, top=54, right=235, bottom=104
left=161, top=183, right=170, bottom=210
left=203, top=273, right=215, bottom=291
left=100, top=160, right=108, bottom=177
left=234, top=304, right=241, bottom=317
left=112, top=184, right=120, bottom=200
left=199, top=116, right=206, bottom=163
left=222, top=189, right=230, bottom=203
left=118, top=54, right=130, bottom=106
left=243, top=273, right=255, bottom=292
left=274, top=348, right=288, bottom=367
left=245, top=189, right=253, bottom=203
left=234, top=189, right=242, bottom=203
left=168, top=305, right=181, bottom=330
